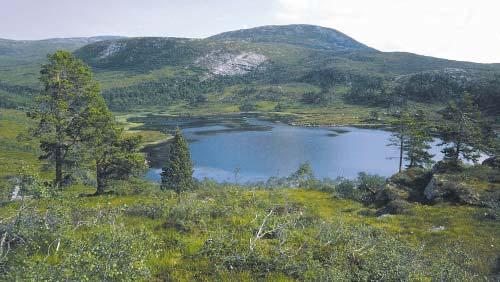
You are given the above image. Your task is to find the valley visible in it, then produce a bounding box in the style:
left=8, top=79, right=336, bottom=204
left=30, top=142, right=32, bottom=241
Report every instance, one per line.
left=0, top=23, right=499, bottom=281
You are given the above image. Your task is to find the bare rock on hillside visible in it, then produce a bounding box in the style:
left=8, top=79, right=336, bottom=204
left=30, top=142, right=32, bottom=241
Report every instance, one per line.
left=195, top=51, right=268, bottom=77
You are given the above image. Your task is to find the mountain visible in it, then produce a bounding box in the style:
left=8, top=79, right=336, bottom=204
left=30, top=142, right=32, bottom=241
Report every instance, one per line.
left=1, top=25, right=499, bottom=115
left=0, top=36, right=124, bottom=63
left=208, top=24, right=374, bottom=52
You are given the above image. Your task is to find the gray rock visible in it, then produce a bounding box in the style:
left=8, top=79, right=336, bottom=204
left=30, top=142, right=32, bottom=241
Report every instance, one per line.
left=424, top=174, right=480, bottom=205
left=429, top=226, right=446, bottom=232
left=195, top=51, right=267, bottom=78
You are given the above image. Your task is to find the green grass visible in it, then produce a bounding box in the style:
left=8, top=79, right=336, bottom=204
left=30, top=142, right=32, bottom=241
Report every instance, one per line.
left=0, top=108, right=46, bottom=200
left=1, top=184, right=498, bottom=280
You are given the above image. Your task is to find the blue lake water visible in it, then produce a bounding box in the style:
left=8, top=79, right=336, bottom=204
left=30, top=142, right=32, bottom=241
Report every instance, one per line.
left=144, top=117, right=445, bottom=183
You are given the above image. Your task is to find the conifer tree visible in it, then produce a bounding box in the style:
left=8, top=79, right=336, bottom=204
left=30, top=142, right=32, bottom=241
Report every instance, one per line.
left=439, top=92, right=483, bottom=165
left=389, top=110, right=434, bottom=172
left=80, top=94, right=146, bottom=195
left=388, top=111, right=411, bottom=173
left=161, top=128, right=194, bottom=198
left=404, top=111, right=434, bottom=168
left=29, top=51, right=98, bottom=187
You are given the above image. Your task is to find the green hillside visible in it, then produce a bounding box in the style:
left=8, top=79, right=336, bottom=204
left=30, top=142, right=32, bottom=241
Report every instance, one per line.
left=1, top=25, right=499, bottom=122
left=0, top=36, right=123, bottom=62
left=208, top=24, right=375, bottom=52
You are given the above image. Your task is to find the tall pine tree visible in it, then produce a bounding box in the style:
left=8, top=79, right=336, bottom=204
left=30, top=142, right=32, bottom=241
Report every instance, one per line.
left=388, top=111, right=411, bottom=173
left=29, top=51, right=98, bottom=187
left=161, top=128, right=194, bottom=198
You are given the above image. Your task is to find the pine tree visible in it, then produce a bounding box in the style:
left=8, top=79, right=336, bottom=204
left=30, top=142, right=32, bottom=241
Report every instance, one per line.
left=439, top=92, right=483, bottom=165
left=161, top=128, right=194, bottom=198
left=388, top=111, right=411, bottom=173
left=28, top=51, right=98, bottom=187
left=404, top=111, right=434, bottom=168
left=81, top=94, right=146, bottom=195
left=389, top=110, right=434, bottom=172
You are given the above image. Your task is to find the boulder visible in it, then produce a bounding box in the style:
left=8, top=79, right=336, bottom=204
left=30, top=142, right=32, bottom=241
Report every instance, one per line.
left=482, top=156, right=500, bottom=169
left=429, top=226, right=446, bottom=232
left=374, top=183, right=409, bottom=206
left=423, top=174, right=481, bottom=205
left=376, top=199, right=414, bottom=216
left=374, top=168, right=432, bottom=206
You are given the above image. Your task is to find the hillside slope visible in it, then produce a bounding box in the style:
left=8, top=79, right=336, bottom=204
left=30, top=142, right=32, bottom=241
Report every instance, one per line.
left=0, top=36, right=124, bottom=63
left=208, top=24, right=375, bottom=52
left=1, top=25, right=499, bottom=120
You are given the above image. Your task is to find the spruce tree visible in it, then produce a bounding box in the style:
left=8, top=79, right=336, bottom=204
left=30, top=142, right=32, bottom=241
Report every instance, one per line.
left=161, top=128, right=194, bottom=197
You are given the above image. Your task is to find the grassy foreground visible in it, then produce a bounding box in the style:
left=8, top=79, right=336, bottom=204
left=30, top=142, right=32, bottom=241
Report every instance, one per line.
left=0, top=108, right=499, bottom=280
left=1, top=183, right=499, bottom=280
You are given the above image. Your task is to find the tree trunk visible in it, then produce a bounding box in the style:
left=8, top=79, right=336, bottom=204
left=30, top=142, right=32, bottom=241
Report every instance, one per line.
left=454, top=140, right=461, bottom=165
left=399, top=138, right=404, bottom=173
left=55, top=144, right=63, bottom=187
left=54, top=75, right=63, bottom=188
left=95, top=164, right=105, bottom=195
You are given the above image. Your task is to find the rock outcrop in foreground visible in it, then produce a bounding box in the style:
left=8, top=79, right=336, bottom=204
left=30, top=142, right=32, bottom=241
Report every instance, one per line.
left=375, top=165, right=500, bottom=216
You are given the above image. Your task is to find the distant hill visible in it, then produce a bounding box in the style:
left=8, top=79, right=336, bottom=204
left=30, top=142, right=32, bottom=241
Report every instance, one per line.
left=208, top=24, right=375, bottom=52
left=0, top=36, right=124, bottom=63
left=1, top=25, right=499, bottom=115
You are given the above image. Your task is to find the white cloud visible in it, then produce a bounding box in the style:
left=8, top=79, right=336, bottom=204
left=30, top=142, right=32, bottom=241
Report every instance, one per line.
left=275, top=0, right=500, bottom=63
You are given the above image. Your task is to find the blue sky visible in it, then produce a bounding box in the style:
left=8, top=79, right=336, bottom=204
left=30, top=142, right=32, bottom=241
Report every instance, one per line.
left=1, top=0, right=499, bottom=63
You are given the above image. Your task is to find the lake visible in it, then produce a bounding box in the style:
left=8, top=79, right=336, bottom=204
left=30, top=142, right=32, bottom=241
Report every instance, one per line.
left=138, top=115, right=445, bottom=183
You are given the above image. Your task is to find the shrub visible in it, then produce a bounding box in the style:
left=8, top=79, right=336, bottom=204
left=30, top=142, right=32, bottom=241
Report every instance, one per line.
left=239, top=103, right=257, bottom=112
left=301, top=91, right=330, bottom=105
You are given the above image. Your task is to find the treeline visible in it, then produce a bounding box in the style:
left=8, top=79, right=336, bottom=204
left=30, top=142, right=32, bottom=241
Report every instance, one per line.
left=0, top=81, right=38, bottom=108
left=102, top=73, right=264, bottom=110
left=387, top=92, right=499, bottom=175
left=343, top=70, right=500, bottom=115
left=299, top=67, right=500, bottom=115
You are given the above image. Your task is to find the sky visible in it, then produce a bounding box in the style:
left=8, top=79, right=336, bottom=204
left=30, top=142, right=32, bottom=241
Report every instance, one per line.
left=1, top=0, right=499, bottom=63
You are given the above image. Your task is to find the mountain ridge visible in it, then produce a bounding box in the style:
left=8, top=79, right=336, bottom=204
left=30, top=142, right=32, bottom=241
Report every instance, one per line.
left=1, top=24, right=499, bottom=115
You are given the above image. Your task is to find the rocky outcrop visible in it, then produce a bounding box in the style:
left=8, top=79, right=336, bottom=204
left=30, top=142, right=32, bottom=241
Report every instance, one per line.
left=375, top=168, right=431, bottom=206
left=195, top=51, right=268, bottom=78
left=423, top=175, right=481, bottom=205
left=376, top=199, right=414, bottom=216
left=374, top=169, right=431, bottom=215
left=98, top=41, right=125, bottom=58
left=483, top=156, right=500, bottom=169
